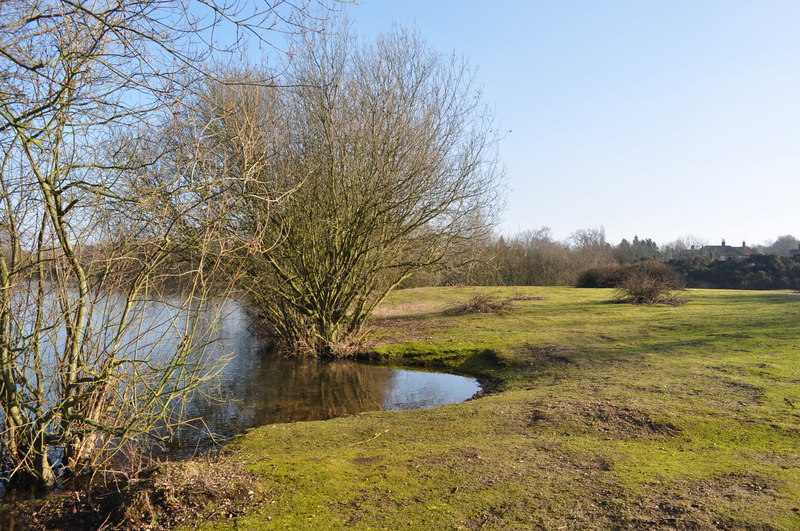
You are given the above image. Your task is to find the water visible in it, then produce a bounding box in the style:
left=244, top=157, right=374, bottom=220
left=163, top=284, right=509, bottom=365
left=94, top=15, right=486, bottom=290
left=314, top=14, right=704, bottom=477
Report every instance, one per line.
left=163, top=302, right=481, bottom=455
left=0, top=293, right=479, bottom=476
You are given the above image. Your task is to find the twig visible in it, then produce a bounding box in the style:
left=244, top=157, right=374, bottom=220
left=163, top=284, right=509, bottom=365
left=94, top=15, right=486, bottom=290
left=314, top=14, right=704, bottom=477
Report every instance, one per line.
left=346, top=429, right=389, bottom=447
left=96, top=511, right=113, bottom=531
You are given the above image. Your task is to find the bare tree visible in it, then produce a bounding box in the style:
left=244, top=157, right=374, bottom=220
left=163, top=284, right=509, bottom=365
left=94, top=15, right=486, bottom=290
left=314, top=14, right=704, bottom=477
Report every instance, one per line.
left=493, top=228, right=578, bottom=286
left=661, top=235, right=708, bottom=260
left=203, top=26, right=504, bottom=357
left=758, top=234, right=799, bottom=256
left=0, top=0, right=340, bottom=489
left=569, top=226, right=615, bottom=270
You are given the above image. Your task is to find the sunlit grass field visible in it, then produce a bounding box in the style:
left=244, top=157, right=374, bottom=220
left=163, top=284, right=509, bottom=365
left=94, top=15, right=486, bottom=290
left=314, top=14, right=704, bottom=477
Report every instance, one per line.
left=200, top=287, right=800, bottom=529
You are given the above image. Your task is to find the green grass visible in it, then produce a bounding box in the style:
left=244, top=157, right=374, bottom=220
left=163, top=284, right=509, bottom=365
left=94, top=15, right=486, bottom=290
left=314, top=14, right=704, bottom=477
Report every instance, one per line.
left=194, top=287, right=800, bottom=529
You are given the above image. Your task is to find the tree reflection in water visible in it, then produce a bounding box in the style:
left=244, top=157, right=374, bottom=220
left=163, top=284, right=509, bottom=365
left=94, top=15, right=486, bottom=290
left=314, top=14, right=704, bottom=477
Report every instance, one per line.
left=162, top=303, right=479, bottom=457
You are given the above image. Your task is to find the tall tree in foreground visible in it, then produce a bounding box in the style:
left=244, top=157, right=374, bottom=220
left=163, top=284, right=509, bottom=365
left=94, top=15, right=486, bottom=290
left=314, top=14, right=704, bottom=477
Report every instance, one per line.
left=0, top=0, right=337, bottom=489
left=215, top=27, right=503, bottom=356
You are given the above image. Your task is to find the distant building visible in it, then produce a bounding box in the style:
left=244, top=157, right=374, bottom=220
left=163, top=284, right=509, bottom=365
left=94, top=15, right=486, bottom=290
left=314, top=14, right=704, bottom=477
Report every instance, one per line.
left=701, top=239, right=755, bottom=261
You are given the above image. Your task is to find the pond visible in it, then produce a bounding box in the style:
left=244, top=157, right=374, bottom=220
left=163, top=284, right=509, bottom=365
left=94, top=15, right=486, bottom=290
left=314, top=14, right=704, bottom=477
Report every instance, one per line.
left=163, top=302, right=481, bottom=456
left=0, top=298, right=480, bottom=501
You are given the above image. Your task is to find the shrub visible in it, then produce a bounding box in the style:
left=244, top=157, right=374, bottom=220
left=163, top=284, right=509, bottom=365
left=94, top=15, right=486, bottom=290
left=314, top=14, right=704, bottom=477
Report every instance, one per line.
left=613, top=261, right=684, bottom=305
left=575, top=264, right=629, bottom=288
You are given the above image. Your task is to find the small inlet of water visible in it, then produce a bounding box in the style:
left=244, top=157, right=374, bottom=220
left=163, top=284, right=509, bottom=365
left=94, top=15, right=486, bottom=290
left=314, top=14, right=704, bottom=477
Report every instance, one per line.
left=165, top=302, right=481, bottom=455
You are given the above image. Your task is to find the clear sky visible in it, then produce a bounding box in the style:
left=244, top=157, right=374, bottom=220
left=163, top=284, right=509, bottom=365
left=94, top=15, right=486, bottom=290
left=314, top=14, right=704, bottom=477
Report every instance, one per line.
left=345, top=1, right=800, bottom=246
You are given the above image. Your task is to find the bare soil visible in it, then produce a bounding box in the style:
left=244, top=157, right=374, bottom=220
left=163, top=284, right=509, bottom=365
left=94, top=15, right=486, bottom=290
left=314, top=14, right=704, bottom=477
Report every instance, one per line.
left=371, top=300, right=448, bottom=317
left=4, top=457, right=267, bottom=530
left=529, top=399, right=681, bottom=438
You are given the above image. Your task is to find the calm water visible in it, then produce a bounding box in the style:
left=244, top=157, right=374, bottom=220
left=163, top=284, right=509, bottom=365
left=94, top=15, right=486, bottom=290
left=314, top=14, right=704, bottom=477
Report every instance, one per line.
left=0, top=297, right=479, bottom=509
left=164, top=302, right=481, bottom=454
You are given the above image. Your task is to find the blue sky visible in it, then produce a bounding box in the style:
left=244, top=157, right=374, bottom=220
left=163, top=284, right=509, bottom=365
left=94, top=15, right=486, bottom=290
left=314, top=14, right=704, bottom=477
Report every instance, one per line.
left=345, top=1, right=800, bottom=246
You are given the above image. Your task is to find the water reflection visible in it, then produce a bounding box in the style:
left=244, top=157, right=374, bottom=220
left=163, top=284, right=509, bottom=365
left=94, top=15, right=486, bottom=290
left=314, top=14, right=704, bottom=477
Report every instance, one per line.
left=167, top=303, right=480, bottom=454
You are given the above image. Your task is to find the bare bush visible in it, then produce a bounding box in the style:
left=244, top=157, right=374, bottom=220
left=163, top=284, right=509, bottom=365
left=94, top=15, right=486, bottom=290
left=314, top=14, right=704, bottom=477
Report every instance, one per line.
left=447, top=294, right=514, bottom=315
left=612, top=261, right=685, bottom=305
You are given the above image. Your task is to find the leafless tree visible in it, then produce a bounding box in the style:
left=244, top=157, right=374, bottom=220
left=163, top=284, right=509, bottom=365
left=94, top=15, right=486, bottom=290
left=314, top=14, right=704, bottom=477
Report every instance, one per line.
left=202, top=25, right=504, bottom=357
left=757, top=234, right=799, bottom=256
left=0, top=0, right=340, bottom=489
left=661, top=235, right=709, bottom=260
left=491, top=228, right=580, bottom=286
left=569, top=226, right=615, bottom=269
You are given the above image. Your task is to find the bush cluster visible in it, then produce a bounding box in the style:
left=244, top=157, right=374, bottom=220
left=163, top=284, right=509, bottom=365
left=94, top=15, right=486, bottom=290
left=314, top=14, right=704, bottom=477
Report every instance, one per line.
left=577, top=260, right=684, bottom=304
left=575, top=265, right=629, bottom=288
left=576, top=261, right=679, bottom=288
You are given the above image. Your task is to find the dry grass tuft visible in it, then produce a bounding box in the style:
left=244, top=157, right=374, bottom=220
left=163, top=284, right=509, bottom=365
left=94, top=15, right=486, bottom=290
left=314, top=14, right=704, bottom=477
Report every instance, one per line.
left=446, top=293, right=514, bottom=314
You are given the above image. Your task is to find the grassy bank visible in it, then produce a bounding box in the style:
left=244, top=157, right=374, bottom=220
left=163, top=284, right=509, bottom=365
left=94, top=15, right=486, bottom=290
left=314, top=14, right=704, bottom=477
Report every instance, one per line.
left=192, top=287, right=799, bottom=529
left=11, top=287, right=798, bottom=529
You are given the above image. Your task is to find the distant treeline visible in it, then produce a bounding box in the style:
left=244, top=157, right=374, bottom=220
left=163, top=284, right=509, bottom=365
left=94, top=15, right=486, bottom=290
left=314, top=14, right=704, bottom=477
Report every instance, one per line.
left=401, top=228, right=800, bottom=290
left=576, top=255, right=800, bottom=291
left=668, top=254, right=800, bottom=290
left=19, top=227, right=796, bottom=292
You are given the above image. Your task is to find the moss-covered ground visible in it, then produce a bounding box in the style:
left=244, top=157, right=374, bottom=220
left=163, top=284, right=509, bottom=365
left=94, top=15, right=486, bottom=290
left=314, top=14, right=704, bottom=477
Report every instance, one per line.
left=185, top=287, right=800, bottom=529
left=22, top=286, right=758, bottom=531
left=10, top=287, right=798, bottom=529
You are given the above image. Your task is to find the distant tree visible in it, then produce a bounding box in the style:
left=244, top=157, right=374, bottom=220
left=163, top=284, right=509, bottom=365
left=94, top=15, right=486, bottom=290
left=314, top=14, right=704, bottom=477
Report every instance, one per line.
left=487, top=228, right=582, bottom=286
left=756, top=234, right=799, bottom=256
left=614, top=235, right=659, bottom=263
left=516, top=228, right=576, bottom=285
left=482, top=227, right=621, bottom=287
left=569, top=227, right=616, bottom=269
left=632, top=236, right=659, bottom=261
left=660, top=235, right=708, bottom=261
left=615, top=238, right=633, bottom=263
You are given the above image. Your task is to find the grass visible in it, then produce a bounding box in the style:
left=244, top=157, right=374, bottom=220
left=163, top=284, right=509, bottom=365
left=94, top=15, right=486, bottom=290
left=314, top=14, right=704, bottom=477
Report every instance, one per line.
left=14, top=287, right=799, bottom=529
left=186, top=287, right=800, bottom=529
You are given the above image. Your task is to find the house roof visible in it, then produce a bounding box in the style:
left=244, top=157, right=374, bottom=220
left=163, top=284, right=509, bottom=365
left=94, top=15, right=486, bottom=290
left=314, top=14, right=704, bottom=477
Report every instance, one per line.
left=702, top=245, right=755, bottom=257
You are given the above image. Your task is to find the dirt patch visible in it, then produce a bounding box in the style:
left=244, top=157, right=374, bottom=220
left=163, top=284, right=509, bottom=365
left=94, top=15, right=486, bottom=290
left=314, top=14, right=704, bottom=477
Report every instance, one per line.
left=352, top=455, right=384, bottom=466
left=372, top=300, right=449, bottom=318
left=10, top=457, right=267, bottom=530
left=520, top=344, right=575, bottom=365
left=628, top=473, right=785, bottom=530
left=529, top=400, right=680, bottom=439
left=721, top=379, right=764, bottom=406
left=362, top=316, right=450, bottom=346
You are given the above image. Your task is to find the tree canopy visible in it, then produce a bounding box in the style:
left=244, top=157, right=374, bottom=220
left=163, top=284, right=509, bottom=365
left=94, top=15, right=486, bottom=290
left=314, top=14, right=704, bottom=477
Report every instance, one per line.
left=199, top=26, right=504, bottom=356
